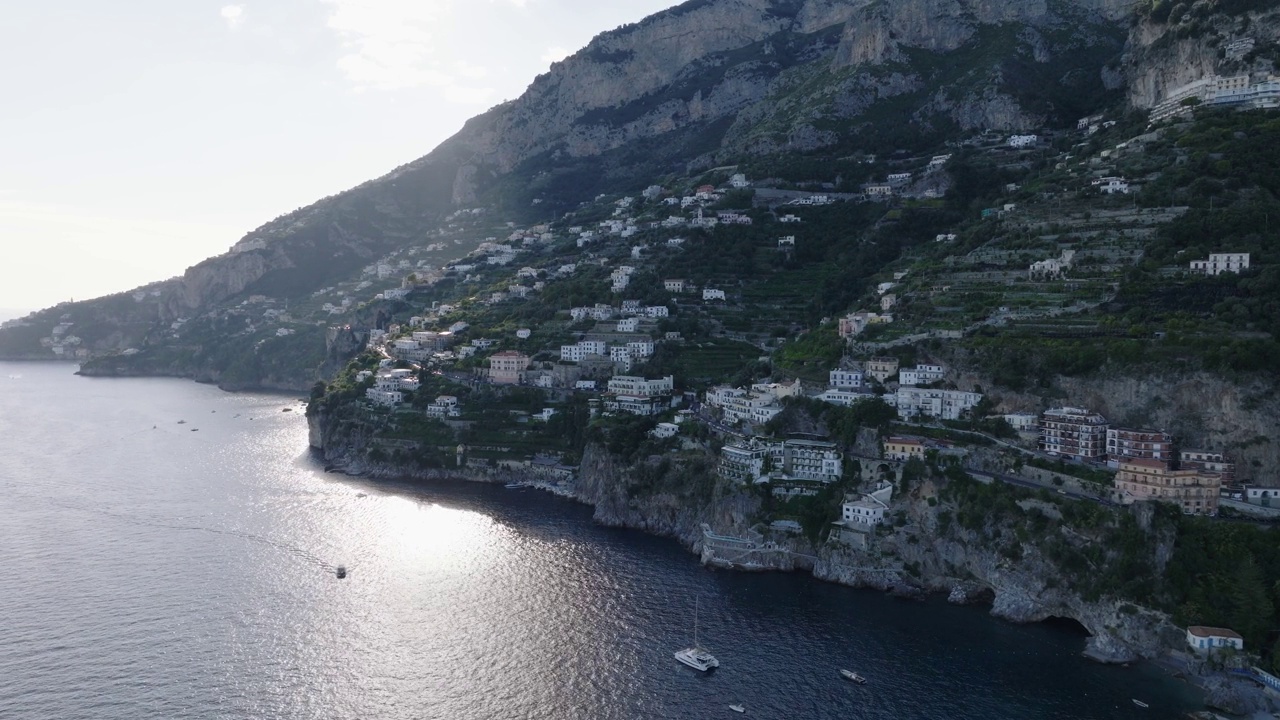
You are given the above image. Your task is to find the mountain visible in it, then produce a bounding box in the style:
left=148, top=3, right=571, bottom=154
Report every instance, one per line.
left=0, top=0, right=1274, bottom=390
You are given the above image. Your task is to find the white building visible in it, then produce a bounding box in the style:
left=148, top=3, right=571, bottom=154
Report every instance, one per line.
left=1093, top=176, right=1130, bottom=194
left=1002, top=413, right=1039, bottom=432
left=899, top=364, right=946, bottom=386
left=842, top=483, right=894, bottom=527
left=829, top=369, right=864, bottom=389
left=609, top=346, right=635, bottom=370
left=616, top=317, right=640, bottom=333
left=627, top=340, right=655, bottom=358
left=426, top=395, right=461, bottom=418
left=705, top=386, right=781, bottom=425
left=891, top=387, right=982, bottom=421
left=817, top=389, right=871, bottom=407
left=887, top=172, right=913, bottom=186
left=607, top=375, right=673, bottom=397
left=561, top=341, right=608, bottom=362
left=650, top=422, right=680, bottom=439
left=719, top=437, right=843, bottom=484
left=1008, top=134, right=1038, bottom=148
left=1190, top=253, right=1250, bottom=276
left=1186, top=626, right=1244, bottom=654
left=366, top=376, right=405, bottom=407
left=703, top=288, right=726, bottom=301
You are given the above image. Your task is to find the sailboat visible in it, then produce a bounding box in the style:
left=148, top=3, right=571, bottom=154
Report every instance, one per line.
left=674, top=596, right=719, bottom=671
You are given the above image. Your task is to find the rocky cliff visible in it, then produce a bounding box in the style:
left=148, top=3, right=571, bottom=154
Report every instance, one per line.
left=1125, top=4, right=1280, bottom=109
left=308, top=395, right=1189, bottom=665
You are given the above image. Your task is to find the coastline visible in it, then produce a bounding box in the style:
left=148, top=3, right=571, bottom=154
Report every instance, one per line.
left=309, top=431, right=1160, bottom=648
left=321, top=455, right=1280, bottom=714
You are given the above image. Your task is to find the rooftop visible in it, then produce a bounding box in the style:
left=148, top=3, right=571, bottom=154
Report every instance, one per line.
left=1120, top=458, right=1172, bottom=470
left=1187, top=626, right=1243, bottom=640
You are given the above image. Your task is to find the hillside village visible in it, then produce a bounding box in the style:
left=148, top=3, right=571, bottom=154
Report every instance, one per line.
left=296, top=100, right=1280, bottom=541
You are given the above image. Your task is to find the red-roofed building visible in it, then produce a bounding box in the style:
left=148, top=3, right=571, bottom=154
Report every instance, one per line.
left=1186, top=626, right=1243, bottom=653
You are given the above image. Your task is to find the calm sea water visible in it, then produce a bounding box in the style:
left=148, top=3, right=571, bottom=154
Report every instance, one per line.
left=0, top=362, right=1202, bottom=719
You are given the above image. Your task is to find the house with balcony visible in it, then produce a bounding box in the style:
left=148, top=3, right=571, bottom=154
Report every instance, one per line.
left=1180, top=450, right=1234, bottom=484
left=1106, top=428, right=1173, bottom=463
left=899, top=364, right=946, bottom=386
left=1040, top=407, right=1108, bottom=460
left=890, top=387, right=982, bottom=421
left=705, top=385, right=782, bottom=425
left=829, top=369, right=864, bottom=389
left=1115, top=459, right=1221, bottom=515
left=718, top=437, right=842, bottom=485
left=1190, top=252, right=1250, bottom=276
left=865, top=357, right=899, bottom=383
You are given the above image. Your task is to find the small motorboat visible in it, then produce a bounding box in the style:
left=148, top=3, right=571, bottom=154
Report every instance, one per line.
left=840, top=669, right=867, bottom=684
left=504, top=482, right=528, bottom=489
left=1132, top=699, right=1148, bottom=709
left=728, top=704, right=745, bottom=713
left=335, top=566, right=348, bottom=579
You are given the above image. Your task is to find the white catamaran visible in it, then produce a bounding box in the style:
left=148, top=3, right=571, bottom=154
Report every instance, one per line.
left=674, top=597, right=719, bottom=671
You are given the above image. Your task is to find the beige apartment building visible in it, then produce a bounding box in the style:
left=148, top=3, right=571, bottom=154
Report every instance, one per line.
left=488, top=351, right=530, bottom=385
left=1115, top=458, right=1221, bottom=516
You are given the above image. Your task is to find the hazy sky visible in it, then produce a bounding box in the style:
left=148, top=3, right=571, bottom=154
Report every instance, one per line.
left=0, top=0, right=679, bottom=312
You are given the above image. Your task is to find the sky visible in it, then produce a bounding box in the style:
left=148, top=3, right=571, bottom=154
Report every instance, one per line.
left=0, top=0, right=679, bottom=312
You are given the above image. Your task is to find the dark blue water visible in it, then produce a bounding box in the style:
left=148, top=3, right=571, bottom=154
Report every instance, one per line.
left=0, top=362, right=1201, bottom=719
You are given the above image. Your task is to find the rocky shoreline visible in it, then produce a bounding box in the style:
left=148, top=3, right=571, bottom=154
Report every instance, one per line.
left=309, top=407, right=1180, bottom=667
left=306, top=404, right=1280, bottom=714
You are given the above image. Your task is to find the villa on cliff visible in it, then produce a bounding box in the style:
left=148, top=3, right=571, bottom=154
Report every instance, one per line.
left=1186, top=626, right=1244, bottom=654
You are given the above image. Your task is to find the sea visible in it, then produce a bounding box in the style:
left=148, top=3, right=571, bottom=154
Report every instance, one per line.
left=0, top=361, right=1203, bottom=719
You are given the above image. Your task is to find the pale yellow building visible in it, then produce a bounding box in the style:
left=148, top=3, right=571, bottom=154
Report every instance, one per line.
left=1116, top=459, right=1221, bottom=516
left=866, top=357, right=899, bottom=383
left=884, top=436, right=926, bottom=462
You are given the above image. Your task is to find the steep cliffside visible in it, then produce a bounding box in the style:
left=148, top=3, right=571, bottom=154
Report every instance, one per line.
left=0, top=0, right=1139, bottom=380
left=954, top=362, right=1280, bottom=483
left=1125, top=4, right=1280, bottom=109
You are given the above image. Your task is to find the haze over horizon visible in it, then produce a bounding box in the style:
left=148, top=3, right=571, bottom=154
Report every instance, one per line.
left=1, top=0, right=679, bottom=312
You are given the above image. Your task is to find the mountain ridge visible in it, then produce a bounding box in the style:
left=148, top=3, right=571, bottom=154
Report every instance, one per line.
left=2, top=0, right=1274, bottom=389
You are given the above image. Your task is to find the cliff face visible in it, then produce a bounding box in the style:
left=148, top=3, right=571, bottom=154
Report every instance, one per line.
left=444, top=0, right=1126, bottom=177
left=1125, top=5, right=1280, bottom=109
left=958, top=365, right=1280, bottom=483
left=1058, top=372, right=1280, bottom=482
